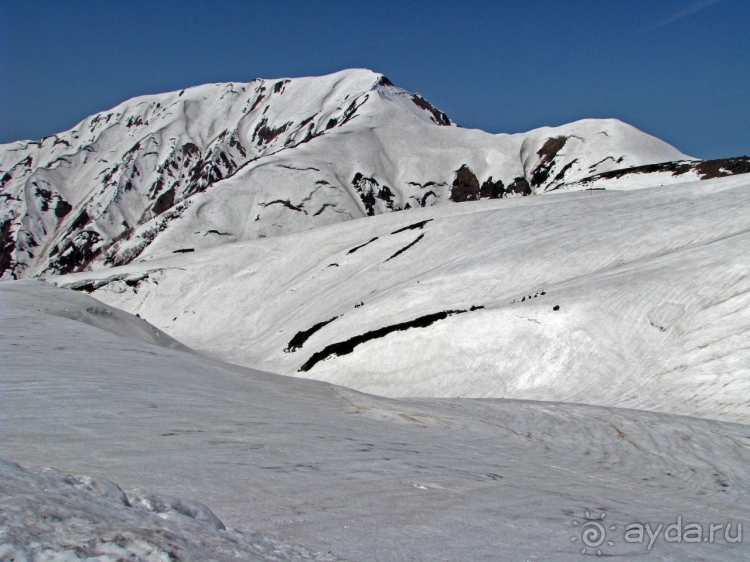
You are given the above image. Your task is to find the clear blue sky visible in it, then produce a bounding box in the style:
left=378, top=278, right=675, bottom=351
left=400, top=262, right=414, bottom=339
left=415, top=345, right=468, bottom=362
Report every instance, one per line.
left=1, top=0, right=748, bottom=159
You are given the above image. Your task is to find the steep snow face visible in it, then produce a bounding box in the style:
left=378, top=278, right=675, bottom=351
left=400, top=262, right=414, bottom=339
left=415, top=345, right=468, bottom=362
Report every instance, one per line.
left=3, top=281, right=750, bottom=561
left=54, top=174, right=750, bottom=424
left=0, top=69, right=690, bottom=280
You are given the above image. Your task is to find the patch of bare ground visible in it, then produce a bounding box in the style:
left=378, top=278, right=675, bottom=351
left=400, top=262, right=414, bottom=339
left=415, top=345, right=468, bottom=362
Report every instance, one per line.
left=506, top=177, right=532, bottom=195
left=285, top=316, right=340, bottom=352
left=384, top=233, right=424, bottom=262
left=299, top=307, right=483, bottom=372
left=0, top=219, right=15, bottom=278
left=573, top=155, right=750, bottom=185
left=450, top=165, right=480, bottom=202
left=530, top=136, right=568, bottom=188
left=410, top=95, right=451, bottom=126
left=695, top=156, right=750, bottom=179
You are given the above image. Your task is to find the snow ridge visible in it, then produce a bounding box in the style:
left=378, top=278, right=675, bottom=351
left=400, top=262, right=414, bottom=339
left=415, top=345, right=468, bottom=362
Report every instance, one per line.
left=0, top=69, right=691, bottom=280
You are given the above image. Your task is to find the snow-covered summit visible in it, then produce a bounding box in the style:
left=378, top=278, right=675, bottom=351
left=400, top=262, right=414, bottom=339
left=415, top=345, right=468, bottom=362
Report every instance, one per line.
left=0, top=68, right=699, bottom=280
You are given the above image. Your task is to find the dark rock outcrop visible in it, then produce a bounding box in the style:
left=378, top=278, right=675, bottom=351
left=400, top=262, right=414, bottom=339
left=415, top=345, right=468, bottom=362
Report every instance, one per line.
left=410, top=94, right=451, bottom=126
left=506, top=177, right=532, bottom=196
left=479, top=177, right=505, bottom=199
left=450, top=165, right=480, bottom=202
left=530, top=136, right=568, bottom=188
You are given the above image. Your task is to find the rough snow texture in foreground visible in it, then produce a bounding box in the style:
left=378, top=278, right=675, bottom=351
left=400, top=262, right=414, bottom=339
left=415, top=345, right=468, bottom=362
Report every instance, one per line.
left=0, top=459, right=342, bottom=562
left=1, top=281, right=749, bottom=561
left=56, top=174, right=750, bottom=424
left=0, top=69, right=691, bottom=280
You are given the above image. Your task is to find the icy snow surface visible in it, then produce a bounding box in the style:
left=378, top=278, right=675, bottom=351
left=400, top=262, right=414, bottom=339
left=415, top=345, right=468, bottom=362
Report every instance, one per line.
left=2, top=281, right=749, bottom=560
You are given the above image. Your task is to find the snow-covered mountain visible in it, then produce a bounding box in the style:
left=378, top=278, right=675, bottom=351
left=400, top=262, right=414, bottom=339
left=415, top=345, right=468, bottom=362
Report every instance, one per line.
left=4, top=68, right=750, bottom=561
left=4, top=67, right=748, bottom=420
left=0, top=68, right=708, bottom=280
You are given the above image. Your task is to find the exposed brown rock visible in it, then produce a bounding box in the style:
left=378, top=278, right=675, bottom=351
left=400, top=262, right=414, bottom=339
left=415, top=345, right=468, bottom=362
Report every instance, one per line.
left=339, top=95, right=369, bottom=126
left=285, top=316, right=340, bottom=353
left=48, top=230, right=102, bottom=275
left=0, top=219, right=15, bottom=278
left=347, top=237, right=379, bottom=255
left=54, top=198, right=73, bottom=219
left=70, top=210, right=90, bottom=231
left=573, top=156, right=750, bottom=186
left=479, top=177, right=504, bottom=199
left=553, top=159, right=578, bottom=182
left=450, top=165, right=480, bottom=202
left=507, top=177, right=532, bottom=196
left=261, top=199, right=306, bottom=213
left=537, top=136, right=568, bottom=163
left=152, top=187, right=176, bottom=216
left=272, top=80, right=290, bottom=94
left=410, top=95, right=451, bottom=126
left=420, top=190, right=436, bottom=207
left=252, top=118, right=293, bottom=146
left=695, top=156, right=750, bottom=179
left=391, top=219, right=432, bottom=234
left=530, top=136, right=568, bottom=187
left=298, top=307, right=483, bottom=372
left=34, top=187, right=53, bottom=212
left=351, top=173, right=397, bottom=215
left=385, top=233, right=424, bottom=262
left=249, top=94, right=265, bottom=112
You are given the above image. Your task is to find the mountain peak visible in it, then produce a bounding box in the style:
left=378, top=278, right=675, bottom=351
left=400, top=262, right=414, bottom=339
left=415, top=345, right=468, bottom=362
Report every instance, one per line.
left=0, top=70, right=716, bottom=281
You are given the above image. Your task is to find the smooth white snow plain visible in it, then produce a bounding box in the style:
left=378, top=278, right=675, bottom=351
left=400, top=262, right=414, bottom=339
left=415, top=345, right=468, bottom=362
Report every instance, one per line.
left=2, top=281, right=749, bottom=561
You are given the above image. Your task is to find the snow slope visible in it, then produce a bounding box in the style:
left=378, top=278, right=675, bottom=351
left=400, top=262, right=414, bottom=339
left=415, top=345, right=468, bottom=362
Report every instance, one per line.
left=53, top=173, right=750, bottom=424
left=0, top=69, right=693, bottom=280
left=2, top=281, right=749, bottom=561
